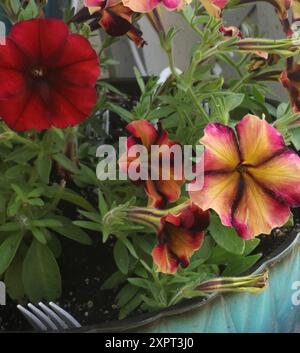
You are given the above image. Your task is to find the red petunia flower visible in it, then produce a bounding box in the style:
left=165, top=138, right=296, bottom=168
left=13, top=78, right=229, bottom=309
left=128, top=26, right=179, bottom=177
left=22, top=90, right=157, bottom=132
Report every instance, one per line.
left=0, top=18, right=100, bottom=131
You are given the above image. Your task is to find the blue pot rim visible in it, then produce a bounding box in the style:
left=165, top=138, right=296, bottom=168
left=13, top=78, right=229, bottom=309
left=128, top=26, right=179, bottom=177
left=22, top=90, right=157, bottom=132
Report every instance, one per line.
left=77, top=231, right=300, bottom=333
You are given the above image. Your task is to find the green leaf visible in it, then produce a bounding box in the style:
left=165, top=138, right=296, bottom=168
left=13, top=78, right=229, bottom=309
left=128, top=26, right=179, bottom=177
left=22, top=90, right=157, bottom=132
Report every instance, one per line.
left=49, top=216, right=92, bottom=245
left=52, top=153, right=79, bottom=174
left=0, top=232, right=23, bottom=275
left=224, top=93, right=245, bottom=112
left=133, top=67, right=145, bottom=93
left=31, top=228, right=48, bottom=245
left=23, top=240, right=61, bottom=303
left=222, top=254, right=262, bottom=276
left=5, top=146, right=38, bottom=164
left=47, top=187, right=95, bottom=212
left=0, top=223, right=20, bottom=232
left=107, top=102, right=135, bottom=122
left=127, top=278, right=153, bottom=290
left=27, top=198, right=44, bottom=207
left=78, top=210, right=102, bottom=223
left=18, top=0, right=39, bottom=20
left=45, top=233, right=62, bottom=258
left=101, top=271, right=126, bottom=290
left=209, top=214, right=245, bottom=255
left=98, top=189, right=108, bottom=216
left=207, top=245, right=232, bottom=265
left=119, top=293, right=143, bottom=320
left=31, top=219, right=63, bottom=228
left=36, top=153, right=52, bottom=184
left=192, top=235, right=215, bottom=262
left=10, top=0, right=21, bottom=14
left=113, top=240, right=129, bottom=275
left=5, top=252, right=25, bottom=301
left=72, top=221, right=102, bottom=232
left=243, top=238, right=260, bottom=256
left=117, top=284, right=139, bottom=307
left=290, top=127, right=300, bottom=150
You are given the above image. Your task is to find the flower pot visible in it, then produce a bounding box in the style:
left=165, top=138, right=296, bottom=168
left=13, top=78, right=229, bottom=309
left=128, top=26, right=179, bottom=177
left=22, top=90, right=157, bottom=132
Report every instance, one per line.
left=71, top=229, right=299, bottom=333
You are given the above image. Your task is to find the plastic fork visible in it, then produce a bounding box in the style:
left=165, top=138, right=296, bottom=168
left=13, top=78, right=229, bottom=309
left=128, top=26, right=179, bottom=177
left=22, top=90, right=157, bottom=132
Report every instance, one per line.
left=17, top=302, right=82, bottom=332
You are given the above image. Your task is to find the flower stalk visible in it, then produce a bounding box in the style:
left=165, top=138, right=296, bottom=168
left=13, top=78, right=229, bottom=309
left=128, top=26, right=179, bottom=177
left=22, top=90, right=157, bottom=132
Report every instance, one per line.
left=195, top=271, right=269, bottom=294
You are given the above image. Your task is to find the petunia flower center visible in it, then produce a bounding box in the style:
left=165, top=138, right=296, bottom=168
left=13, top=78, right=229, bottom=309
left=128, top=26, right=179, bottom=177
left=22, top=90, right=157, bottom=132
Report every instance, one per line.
left=236, top=162, right=252, bottom=173
left=31, top=66, right=45, bottom=78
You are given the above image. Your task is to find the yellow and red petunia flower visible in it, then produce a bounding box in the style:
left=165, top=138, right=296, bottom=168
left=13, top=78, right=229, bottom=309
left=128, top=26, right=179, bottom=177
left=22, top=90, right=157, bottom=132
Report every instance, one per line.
left=127, top=202, right=210, bottom=273
left=73, top=0, right=145, bottom=47
left=119, top=119, right=185, bottom=208
left=122, top=0, right=226, bottom=18
left=189, top=114, right=300, bottom=239
left=280, top=64, right=300, bottom=112
left=152, top=203, right=209, bottom=273
left=200, top=0, right=228, bottom=18
left=122, top=0, right=189, bottom=12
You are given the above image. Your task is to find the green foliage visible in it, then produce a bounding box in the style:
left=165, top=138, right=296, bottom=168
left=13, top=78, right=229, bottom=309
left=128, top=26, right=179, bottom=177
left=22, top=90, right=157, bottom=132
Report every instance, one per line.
left=0, top=0, right=294, bottom=319
left=0, top=124, right=98, bottom=303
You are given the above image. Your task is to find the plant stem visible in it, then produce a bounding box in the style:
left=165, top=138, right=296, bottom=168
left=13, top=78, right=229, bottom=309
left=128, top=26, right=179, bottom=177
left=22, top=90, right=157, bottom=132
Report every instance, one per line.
left=218, top=53, right=243, bottom=77
left=231, top=72, right=255, bottom=92
left=189, top=88, right=210, bottom=122
left=166, top=48, right=178, bottom=79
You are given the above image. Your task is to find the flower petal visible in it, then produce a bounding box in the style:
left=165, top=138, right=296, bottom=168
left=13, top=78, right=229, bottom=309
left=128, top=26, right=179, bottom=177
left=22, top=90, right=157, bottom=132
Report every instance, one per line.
left=54, top=33, right=100, bottom=74
left=232, top=173, right=290, bottom=239
left=10, top=19, right=69, bottom=65
left=153, top=226, right=204, bottom=274
left=280, top=65, right=300, bottom=112
left=200, top=0, right=228, bottom=18
left=9, top=19, right=40, bottom=62
left=190, top=171, right=240, bottom=227
left=236, top=114, right=286, bottom=166
left=145, top=180, right=165, bottom=208
left=163, top=0, right=185, bottom=9
left=127, top=120, right=157, bottom=149
left=200, top=123, right=240, bottom=171
left=2, top=90, right=51, bottom=131
left=0, top=38, right=27, bottom=70
left=0, top=68, right=25, bottom=99
left=38, top=19, right=69, bottom=65
left=156, top=179, right=183, bottom=204
left=152, top=244, right=179, bottom=274
left=49, top=84, right=97, bottom=128
left=122, top=0, right=160, bottom=12
left=248, top=149, right=300, bottom=207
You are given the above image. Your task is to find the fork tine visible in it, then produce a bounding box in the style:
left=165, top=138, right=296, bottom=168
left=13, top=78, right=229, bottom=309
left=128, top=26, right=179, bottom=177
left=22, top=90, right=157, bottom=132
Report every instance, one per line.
left=49, top=302, right=81, bottom=329
left=38, top=302, right=68, bottom=330
left=17, top=304, right=48, bottom=332
left=27, top=303, right=58, bottom=331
